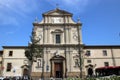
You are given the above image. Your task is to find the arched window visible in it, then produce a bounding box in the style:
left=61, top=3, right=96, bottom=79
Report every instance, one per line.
left=37, top=58, right=42, bottom=68
left=51, top=29, right=63, bottom=44
left=75, top=59, right=79, bottom=67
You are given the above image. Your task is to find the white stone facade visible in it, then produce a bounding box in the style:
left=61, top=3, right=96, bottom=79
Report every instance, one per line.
left=1, top=8, right=120, bottom=78
left=2, top=47, right=28, bottom=77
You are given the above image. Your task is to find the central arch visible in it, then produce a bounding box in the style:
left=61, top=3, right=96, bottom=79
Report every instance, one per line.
left=85, top=64, right=94, bottom=77
left=50, top=55, right=66, bottom=78
left=87, top=68, right=93, bottom=76
left=21, top=65, right=29, bottom=78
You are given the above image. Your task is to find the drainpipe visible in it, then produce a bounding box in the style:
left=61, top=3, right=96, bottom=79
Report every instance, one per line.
left=111, top=47, right=116, bottom=66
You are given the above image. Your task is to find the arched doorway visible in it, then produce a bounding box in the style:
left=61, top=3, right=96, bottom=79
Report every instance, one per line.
left=21, top=65, right=29, bottom=76
left=23, top=68, right=29, bottom=76
left=50, top=55, right=65, bottom=78
left=87, top=68, right=93, bottom=76
left=85, top=64, right=94, bottom=77
left=54, top=62, right=63, bottom=78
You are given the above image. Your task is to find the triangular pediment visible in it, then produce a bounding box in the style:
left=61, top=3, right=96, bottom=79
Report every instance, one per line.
left=43, top=8, right=72, bottom=16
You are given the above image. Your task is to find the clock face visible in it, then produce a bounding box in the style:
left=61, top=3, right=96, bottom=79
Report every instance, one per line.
left=73, top=35, right=77, bottom=40
left=39, top=34, right=42, bottom=39
left=73, top=31, right=78, bottom=41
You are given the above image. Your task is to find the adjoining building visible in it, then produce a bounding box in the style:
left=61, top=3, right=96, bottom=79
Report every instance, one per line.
left=0, top=50, right=3, bottom=76
left=1, top=8, right=120, bottom=79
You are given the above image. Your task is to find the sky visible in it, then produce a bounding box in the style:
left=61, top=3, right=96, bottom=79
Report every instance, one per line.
left=0, top=0, right=120, bottom=49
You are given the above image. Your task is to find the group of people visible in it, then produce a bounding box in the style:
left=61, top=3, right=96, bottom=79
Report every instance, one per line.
left=3, top=76, right=30, bottom=80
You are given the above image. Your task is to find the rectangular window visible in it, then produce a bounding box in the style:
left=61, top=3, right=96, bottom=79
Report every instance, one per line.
left=75, top=59, right=79, bottom=67
left=87, top=60, right=91, bottom=63
left=36, top=58, right=42, bottom=68
left=86, top=50, right=91, bottom=56
left=104, top=62, right=109, bottom=67
left=103, top=50, right=107, bottom=56
left=0, top=61, right=2, bottom=64
left=6, top=63, right=12, bottom=72
left=56, top=34, right=61, bottom=43
left=9, top=51, right=13, bottom=56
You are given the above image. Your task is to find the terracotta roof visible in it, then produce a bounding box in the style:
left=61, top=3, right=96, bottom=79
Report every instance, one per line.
left=2, top=46, right=28, bottom=49
left=84, top=45, right=120, bottom=48
left=2, top=45, right=120, bottom=49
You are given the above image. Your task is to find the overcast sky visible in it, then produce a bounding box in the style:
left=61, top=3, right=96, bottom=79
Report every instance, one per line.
left=0, top=0, right=120, bottom=49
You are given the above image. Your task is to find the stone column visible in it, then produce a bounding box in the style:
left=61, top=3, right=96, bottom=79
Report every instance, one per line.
left=48, top=27, right=50, bottom=43
left=68, top=27, right=71, bottom=43
left=50, top=61, right=53, bottom=77
left=61, top=33, right=63, bottom=44
left=79, top=26, right=83, bottom=44
left=46, top=27, right=50, bottom=43
left=43, top=26, right=45, bottom=44
left=52, top=61, right=54, bottom=77
left=68, top=49, right=72, bottom=72
left=44, top=27, right=47, bottom=43
left=66, top=28, right=69, bottom=44
left=63, top=60, right=65, bottom=78
left=52, top=33, right=55, bottom=44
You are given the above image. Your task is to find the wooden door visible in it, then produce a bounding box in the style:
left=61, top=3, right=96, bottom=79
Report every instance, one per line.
left=54, top=63, right=63, bottom=78
left=23, top=69, right=29, bottom=76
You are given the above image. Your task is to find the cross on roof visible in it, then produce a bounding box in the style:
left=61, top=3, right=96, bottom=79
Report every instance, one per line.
left=56, top=3, right=59, bottom=9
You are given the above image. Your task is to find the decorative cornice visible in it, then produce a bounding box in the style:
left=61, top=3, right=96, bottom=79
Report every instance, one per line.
left=33, top=23, right=82, bottom=26
left=2, top=46, right=28, bottom=49
left=51, top=29, right=63, bottom=33
left=2, top=44, right=120, bottom=49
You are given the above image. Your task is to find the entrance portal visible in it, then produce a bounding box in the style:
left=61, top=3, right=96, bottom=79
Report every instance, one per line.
left=50, top=55, right=65, bottom=78
left=54, top=63, right=63, bottom=78
left=87, top=68, right=93, bottom=76
left=23, top=68, right=29, bottom=76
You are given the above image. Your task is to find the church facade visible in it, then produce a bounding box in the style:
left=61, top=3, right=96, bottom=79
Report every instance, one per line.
left=31, top=8, right=84, bottom=78
left=1, top=8, right=120, bottom=79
